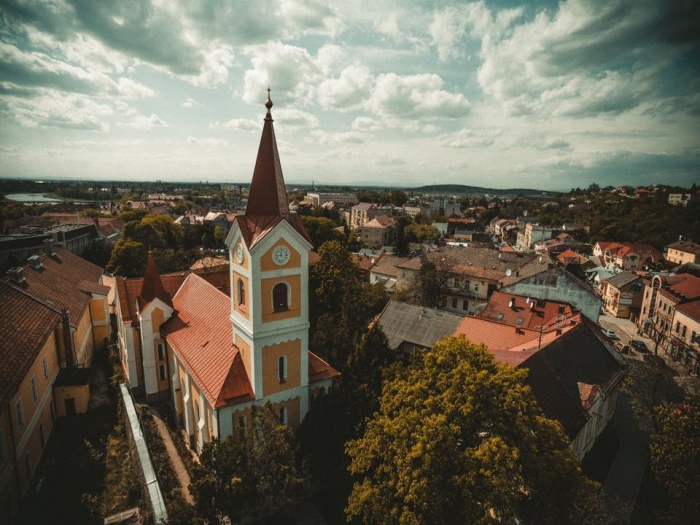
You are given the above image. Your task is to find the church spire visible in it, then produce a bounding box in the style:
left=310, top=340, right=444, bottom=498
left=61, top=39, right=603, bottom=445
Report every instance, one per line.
left=246, top=88, right=290, bottom=218
left=138, top=251, right=172, bottom=309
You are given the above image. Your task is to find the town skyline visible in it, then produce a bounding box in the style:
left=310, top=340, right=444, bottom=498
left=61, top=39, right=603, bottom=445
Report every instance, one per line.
left=1, top=0, right=698, bottom=191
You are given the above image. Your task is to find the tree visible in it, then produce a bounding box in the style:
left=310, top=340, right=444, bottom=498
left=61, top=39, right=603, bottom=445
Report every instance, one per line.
left=299, top=215, right=344, bottom=248
left=393, top=223, right=410, bottom=257
left=105, top=239, right=147, bottom=277
left=190, top=404, right=306, bottom=524
left=648, top=396, right=700, bottom=524
left=346, top=336, right=592, bottom=525
left=389, top=190, right=408, bottom=207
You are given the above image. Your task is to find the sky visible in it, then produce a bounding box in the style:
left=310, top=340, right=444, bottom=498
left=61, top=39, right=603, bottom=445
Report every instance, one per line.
left=0, top=0, right=698, bottom=191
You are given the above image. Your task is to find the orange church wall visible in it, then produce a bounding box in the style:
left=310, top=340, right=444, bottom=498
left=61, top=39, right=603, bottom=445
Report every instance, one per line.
left=236, top=337, right=252, bottom=384
left=260, top=275, right=301, bottom=323
left=262, top=339, right=301, bottom=396
left=274, top=397, right=301, bottom=428
left=232, top=272, right=250, bottom=320
left=260, top=240, right=301, bottom=272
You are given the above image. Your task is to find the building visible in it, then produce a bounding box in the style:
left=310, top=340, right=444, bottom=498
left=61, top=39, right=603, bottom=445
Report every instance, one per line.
left=396, top=246, right=552, bottom=315
left=304, top=192, right=356, bottom=207
left=593, top=241, right=662, bottom=271
left=668, top=300, right=700, bottom=376
left=668, top=193, right=693, bottom=206
left=114, top=94, right=338, bottom=453
left=0, top=248, right=111, bottom=521
left=359, top=215, right=396, bottom=249
left=455, top=303, right=624, bottom=461
left=638, top=274, right=700, bottom=356
left=368, top=253, right=410, bottom=292
left=515, top=223, right=554, bottom=252
left=600, top=271, right=644, bottom=320
left=665, top=240, right=700, bottom=266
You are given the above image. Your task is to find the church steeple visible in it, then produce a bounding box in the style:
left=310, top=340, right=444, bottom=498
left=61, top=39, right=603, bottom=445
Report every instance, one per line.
left=246, top=88, right=291, bottom=219
left=138, top=252, right=171, bottom=309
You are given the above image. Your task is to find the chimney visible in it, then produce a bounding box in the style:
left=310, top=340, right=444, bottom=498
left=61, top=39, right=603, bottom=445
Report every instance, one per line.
left=27, top=255, right=43, bottom=270
left=8, top=267, right=25, bottom=284
left=43, top=238, right=55, bottom=256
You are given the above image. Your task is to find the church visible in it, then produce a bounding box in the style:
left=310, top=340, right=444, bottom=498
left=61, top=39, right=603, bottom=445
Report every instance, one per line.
left=114, top=92, right=338, bottom=452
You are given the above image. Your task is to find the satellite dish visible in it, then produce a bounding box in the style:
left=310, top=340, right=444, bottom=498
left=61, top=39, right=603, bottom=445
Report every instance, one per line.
left=506, top=269, right=512, bottom=277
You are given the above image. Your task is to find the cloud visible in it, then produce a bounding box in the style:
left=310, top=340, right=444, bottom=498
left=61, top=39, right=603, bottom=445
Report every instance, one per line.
left=310, top=130, right=364, bottom=145
left=186, top=136, right=228, bottom=146
left=274, top=108, right=320, bottom=130
left=1, top=91, right=112, bottom=131
left=469, top=0, right=700, bottom=118
left=213, top=118, right=261, bottom=132
left=515, top=134, right=572, bottom=151
left=438, top=128, right=500, bottom=148
left=318, top=65, right=373, bottom=111
left=351, top=117, right=382, bottom=132
left=182, top=97, right=200, bottom=108
left=119, top=113, right=168, bottom=129
left=242, top=42, right=324, bottom=106
left=370, top=73, right=470, bottom=122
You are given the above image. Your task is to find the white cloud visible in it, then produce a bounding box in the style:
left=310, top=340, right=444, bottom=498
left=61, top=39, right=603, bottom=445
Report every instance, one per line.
left=213, top=118, right=261, bottom=132
left=180, top=45, right=235, bottom=88
left=310, top=129, right=364, bottom=145
left=186, top=136, right=228, bottom=146
left=274, top=108, right=320, bottom=129
left=120, top=114, right=168, bottom=129
left=182, top=97, right=200, bottom=108
left=438, top=128, right=501, bottom=148
left=370, top=73, right=470, bottom=122
left=318, top=65, right=373, bottom=111
left=351, top=116, right=382, bottom=132
left=242, top=42, right=324, bottom=106
left=116, top=77, right=154, bottom=99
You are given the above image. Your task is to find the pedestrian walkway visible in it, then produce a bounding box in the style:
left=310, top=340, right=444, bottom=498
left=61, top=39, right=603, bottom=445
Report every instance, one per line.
left=148, top=406, right=193, bottom=505
left=603, top=394, right=649, bottom=509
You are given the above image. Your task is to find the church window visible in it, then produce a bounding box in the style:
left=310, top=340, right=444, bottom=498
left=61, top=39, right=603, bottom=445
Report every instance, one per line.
left=278, top=356, right=287, bottom=383
left=159, top=364, right=166, bottom=381
left=157, top=343, right=165, bottom=361
left=237, top=278, right=245, bottom=306
left=279, top=406, right=288, bottom=425
left=273, top=282, right=289, bottom=312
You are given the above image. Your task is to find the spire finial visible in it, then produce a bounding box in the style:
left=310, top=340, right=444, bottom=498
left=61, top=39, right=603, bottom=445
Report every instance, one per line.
left=265, top=86, right=273, bottom=112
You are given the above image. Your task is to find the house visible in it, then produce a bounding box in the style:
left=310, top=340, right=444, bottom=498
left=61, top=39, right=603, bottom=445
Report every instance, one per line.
left=480, top=290, right=576, bottom=330
left=668, top=300, right=700, bottom=376
left=375, top=300, right=465, bottom=355
left=0, top=248, right=111, bottom=521
left=114, top=94, right=338, bottom=453
left=454, top=309, right=624, bottom=460
left=600, top=271, right=644, bottom=320
left=304, top=192, right=356, bottom=207
left=359, top=215, right=397, bottom=249
left=350, top=203, right=385, bottom=229
left=515, top=223, right=554, bottom=252
left=593, top=241, right=662, bottom=271
left=502, top=267, right=602, bottom=323
left=368, top=253, right=410, bottom=292
left=638, top=273, right=700, bottom=358
left=396, top=246, right=552, bottom=315
left=665, top=240, right=700, bottom=266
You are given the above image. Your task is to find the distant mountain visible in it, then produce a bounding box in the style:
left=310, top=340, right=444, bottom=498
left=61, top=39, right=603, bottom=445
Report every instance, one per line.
left=410, top=184, right=560, bottom=196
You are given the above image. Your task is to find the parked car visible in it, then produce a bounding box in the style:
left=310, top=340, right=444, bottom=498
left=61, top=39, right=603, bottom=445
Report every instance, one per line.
left=615, top=341, right=631, bottom=354
left=600, top=328, right=616, bottom=338
left=630, top=340, right=649, bottom=353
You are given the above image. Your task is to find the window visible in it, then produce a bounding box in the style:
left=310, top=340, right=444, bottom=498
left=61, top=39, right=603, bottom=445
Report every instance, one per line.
left=42, top=356, right=49, bottom=379
left=496, top=314, right=504, bottom=321
left=237, top=278, right=245, bottom=306
left=451, top=298, right=458, bottom=309
left=24, top=453, right=32, bottom=480
left=462, top=300, right=468, bottom=311
left=50, top=398, right=56, bottom=421
left=238, top=415, right=247, bottom=431
left=31, top=375, right=38, bottom=403
left=157, top=344, right=165, bottom=361
left=273, top=283, right=289, bottom=312
left=39, top=424, right=45, bottom=449
left=278, top=356, right=287, bottom=383
left=676, top=321, right=680, bottom=333
left=16, top=398, right=24, bottom=429
left=159, top=364, right=167, bottom=381
left=279, top=406, right=287, bottom=425
left=682, top=325, right=687, bottom=338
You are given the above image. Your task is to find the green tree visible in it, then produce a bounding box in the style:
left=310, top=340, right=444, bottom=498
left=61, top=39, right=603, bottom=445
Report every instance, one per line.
left=389, top=190, right=408, bottom=207
left=393, top=223, right=410, bottom=257
left=648, top=396, right=700, bottom=524
left=190, top=404, right=306, bottom=524
left=106, top=239, right=147, bottom=277
left=346, top=336, right=592, bottom=525
left=300, top=215, right=344, bottom=248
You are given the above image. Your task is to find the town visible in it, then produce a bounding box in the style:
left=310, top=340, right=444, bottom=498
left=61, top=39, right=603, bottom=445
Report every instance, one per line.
left=1, top=97, right=699, bottom=525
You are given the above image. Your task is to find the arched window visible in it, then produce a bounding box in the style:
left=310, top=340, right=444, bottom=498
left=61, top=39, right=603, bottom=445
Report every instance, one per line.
left=278, top=355, right=287, bottom=383
left=279, top=406, right=287, bottom=425
left=273, top=282, right=289, bottom=312
left=237, top=278, right=245, bottom=306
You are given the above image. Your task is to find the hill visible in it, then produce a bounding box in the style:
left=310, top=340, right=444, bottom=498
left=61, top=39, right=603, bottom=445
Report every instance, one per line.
left=410, top=184, right=560, bottom=196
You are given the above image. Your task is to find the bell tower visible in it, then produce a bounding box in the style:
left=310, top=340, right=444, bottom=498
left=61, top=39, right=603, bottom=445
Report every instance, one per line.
left=225, top=90, right=315, bottom=424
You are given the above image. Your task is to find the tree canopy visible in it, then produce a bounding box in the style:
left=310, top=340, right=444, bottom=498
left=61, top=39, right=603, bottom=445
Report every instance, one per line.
left=189, top=404, right=306, bottom=525
left=346, top=336, right=592, bottom=525
left=649, top=396, right=700, bottom=524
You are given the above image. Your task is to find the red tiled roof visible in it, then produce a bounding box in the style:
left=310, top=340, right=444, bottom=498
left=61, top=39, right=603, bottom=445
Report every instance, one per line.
left=658, top=274, right=700, bottom=303
left=117, top=273, right=187, bottom=326
left=78, top=279, right=111, bottom=296
left=0, top=282, right=62, bottom=407
left=138, top=253, right=173, bottom=310
left=480, top=290, right=576, bottom=330
left=235, top=213, right=312, bottom=249
left=162, top=274, right=253, bottom=408
left=3, top=248, right=103, bottom=328
left=675, top=299, right=700, bottom=322
left=308, top=352, right=339, bottom=383
left=454, top=316, right=542, bottom=351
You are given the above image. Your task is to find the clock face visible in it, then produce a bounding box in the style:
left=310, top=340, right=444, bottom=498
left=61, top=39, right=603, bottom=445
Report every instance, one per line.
left=236, top=244, right=244, bottom=263
left=272, top=245, right=290, bottom=266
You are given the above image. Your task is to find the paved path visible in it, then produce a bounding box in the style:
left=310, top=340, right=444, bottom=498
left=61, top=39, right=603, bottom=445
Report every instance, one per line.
left=149, top=406, right=193, bottom=504
left=603, top=394, right=649, bottom=510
